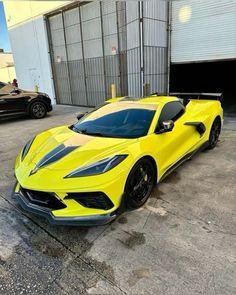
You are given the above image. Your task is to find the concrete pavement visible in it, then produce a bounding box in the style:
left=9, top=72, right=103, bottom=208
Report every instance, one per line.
left=0, top=105, right=235, bottom=294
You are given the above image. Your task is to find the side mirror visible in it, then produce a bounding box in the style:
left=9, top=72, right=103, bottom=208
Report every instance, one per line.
left=162, top=120, right=174, bottom=131
left=156, top=120, right=174, bottom=134
left=76, top=112, right=86, bottom=120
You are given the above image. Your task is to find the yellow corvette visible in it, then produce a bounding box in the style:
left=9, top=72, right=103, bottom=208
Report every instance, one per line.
left=13, top=93, right=223, bottom=225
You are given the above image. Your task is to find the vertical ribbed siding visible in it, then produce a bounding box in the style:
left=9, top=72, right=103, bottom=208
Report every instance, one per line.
left=47, top=0, right=168, bottom=105
left=143, top=0, right=168, bottom=94
left=101, top=0, right=121, bottom=97
left=81, top=1, right=105, bottom=106
left=49, top=13, right=72, bottom=104
left=124, top=0, right=168, bottom=96
left=143, top=0, right=167, bottom=21
left=64, top=7, right=87, bottom=106
left=171, top=0, right=236, bottom=63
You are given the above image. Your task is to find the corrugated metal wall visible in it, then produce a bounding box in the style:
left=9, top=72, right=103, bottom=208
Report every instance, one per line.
left=102, top=0, right=121, bottom=97
left=143, top=0, right=168, bottom=94
left=126, top=1, right=142, bottom=97
left=47, top=0, right=168, bottom=106
left=171, top=0, right=236, bottom=63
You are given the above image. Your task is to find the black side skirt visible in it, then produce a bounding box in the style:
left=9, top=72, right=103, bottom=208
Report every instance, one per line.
left=158, top=141, right=209, bottom=183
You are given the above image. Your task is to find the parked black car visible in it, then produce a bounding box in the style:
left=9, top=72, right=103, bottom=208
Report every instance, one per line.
left=0, top=81, right=53, bottom=119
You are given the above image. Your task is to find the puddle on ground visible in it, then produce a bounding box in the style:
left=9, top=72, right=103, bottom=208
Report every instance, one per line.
left=31, top=233, right=67, bottom=258
left=117, top=216, right=128, bottom=224
left=82, top=257, right=115, bottom=285
left=127, top=268, right=150, bottom=287
left=162, top=171, right=181, bottom=184
left=56, top=226, right=91, bottom=254
left=26, top=229, right=116, bottom=292
left=119, top=231, right=145, bottom=249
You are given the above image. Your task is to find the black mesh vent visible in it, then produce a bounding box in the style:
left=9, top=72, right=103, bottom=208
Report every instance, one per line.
left=21, top=187, right=66, bottom=210
left=65, top=192, right=114, bottom=210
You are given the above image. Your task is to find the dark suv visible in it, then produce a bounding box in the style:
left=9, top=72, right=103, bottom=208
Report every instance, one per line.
left=0, top=82, right=53, bottom=119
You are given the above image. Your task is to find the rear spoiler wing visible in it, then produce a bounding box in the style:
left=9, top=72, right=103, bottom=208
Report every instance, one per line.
left=170, top=93, right=223, bottom=101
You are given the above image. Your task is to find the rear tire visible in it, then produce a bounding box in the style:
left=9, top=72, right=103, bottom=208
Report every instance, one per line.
left=29, top=101, right=47, bottom=119
left=208, top=117, right=221, bottom=149
left=124, top=158, right=156, bottom=209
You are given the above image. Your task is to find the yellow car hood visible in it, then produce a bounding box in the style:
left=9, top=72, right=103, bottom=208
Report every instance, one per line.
left=24, top=125, right=136, bottom=172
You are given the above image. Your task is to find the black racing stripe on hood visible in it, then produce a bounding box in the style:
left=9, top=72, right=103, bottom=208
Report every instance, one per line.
left=37, top=144, right=65, bottom=168
left=37, top=145, right=78, bottom=168
left=31, top=144, right=79, bottom=175
left=38, top=146, right=78, bottom=168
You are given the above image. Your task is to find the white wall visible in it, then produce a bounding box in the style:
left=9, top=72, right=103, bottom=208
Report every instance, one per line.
left=0, top=66, right=16, bottom=83
left=8, top=17, right=56, bottom=103
left=171, top=0, right=236, bottom=63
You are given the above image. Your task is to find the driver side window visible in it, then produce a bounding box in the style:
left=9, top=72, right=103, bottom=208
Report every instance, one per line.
left=156, top=101, right=185, bottom=131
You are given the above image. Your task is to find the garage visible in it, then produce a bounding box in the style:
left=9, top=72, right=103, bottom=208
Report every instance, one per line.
left=170, top=0, right=236, bottom=112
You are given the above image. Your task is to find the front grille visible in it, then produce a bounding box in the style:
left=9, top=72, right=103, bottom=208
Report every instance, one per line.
left=65, top=192, right=114, bottom=210
left=21, top=187, right=66, bottom=210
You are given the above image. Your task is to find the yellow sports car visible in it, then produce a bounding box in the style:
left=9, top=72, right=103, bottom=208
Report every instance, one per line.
left=13, top=93, right=223, bottom=225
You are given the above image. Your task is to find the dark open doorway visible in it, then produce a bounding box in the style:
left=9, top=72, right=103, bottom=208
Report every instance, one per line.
left=170, top=60, right=236, bottom=114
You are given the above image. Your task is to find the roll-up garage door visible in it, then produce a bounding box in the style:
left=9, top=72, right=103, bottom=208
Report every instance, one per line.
left=171, top=0, right=236, bottom=63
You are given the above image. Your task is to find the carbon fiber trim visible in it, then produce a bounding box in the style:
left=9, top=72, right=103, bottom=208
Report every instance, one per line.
left=13, top=190, right=118, bottom=226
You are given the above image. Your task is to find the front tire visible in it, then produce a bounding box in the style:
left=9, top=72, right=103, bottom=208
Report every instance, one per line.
left=208, top=117, right=221, bottom=149
left=124, top=158, right=156, bottom=209
left=29, top=101, right=47, bottom=119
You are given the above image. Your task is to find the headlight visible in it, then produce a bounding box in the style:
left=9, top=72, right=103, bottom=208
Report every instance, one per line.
left=21, top=137, right=35, bottom=161
left=65, top=154, right=128, bottom=178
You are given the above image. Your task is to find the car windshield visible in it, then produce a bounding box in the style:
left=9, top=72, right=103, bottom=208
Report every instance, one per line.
left=72, top=102, right=157, bottom=138
left=0, top=81, right=20, bottom=94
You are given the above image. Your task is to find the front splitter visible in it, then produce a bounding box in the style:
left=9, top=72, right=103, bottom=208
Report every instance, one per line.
left=13, top=190, right=117, bottom=226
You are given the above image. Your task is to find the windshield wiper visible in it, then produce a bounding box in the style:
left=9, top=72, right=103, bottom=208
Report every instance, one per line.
left=82, top=131, right=107, bottom=137
left=73, top=127, right=106, bottom=137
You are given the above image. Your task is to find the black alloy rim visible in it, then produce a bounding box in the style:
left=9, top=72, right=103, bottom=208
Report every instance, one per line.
left=33, top=103, right=45, bottom=118
left=128, top=163, right=154, bottom=203
left=210, top=120, right=220, bottom=146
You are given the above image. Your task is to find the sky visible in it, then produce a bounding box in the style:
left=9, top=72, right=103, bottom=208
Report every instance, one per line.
left=0, top=1, right=11, bottom=52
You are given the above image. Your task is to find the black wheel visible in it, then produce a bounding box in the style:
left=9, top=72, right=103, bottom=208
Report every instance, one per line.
left=124, top=158, right=156, bottom=209
left=208, top=117, right=221, bottom=149
left=29, top=101, right=47, bottom=119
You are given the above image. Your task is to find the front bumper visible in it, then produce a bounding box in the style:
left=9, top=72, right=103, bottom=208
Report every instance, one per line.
left=13, top=188, right=118, bottom=226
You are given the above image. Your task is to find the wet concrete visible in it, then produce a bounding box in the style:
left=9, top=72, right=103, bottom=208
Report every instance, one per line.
left=0, top=105, right=235, bottom=294
left=117, top=231, right=146, bottom=250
